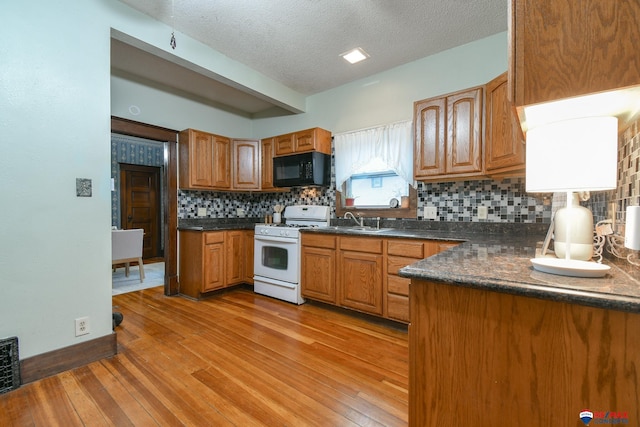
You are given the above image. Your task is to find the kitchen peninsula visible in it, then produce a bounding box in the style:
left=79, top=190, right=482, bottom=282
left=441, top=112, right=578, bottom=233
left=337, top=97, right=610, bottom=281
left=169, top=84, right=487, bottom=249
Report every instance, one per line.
left=399, top=233, right=640, bottom=426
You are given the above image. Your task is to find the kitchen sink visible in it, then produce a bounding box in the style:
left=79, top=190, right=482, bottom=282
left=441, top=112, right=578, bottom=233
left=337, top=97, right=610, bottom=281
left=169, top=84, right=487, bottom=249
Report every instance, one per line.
left=324, top=226, right=394, bottom=233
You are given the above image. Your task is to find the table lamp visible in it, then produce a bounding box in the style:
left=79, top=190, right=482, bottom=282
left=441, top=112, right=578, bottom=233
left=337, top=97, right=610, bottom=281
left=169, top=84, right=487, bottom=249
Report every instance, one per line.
left=526, top=116, right=618, bottom=277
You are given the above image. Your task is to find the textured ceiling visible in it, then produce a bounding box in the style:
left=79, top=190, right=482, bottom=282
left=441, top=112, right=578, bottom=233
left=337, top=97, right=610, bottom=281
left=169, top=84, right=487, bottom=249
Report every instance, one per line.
left=113, top=0, right=508, bottom=115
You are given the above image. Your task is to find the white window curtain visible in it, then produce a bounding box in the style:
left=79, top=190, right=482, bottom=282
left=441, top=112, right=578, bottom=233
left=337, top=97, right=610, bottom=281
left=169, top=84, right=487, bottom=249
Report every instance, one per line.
left=334, top=120, right=415, bottom=189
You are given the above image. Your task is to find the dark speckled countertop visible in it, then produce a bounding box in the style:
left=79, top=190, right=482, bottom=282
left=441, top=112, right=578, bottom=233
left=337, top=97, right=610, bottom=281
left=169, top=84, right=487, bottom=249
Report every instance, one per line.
left=302, top=222, right=640, bottom=314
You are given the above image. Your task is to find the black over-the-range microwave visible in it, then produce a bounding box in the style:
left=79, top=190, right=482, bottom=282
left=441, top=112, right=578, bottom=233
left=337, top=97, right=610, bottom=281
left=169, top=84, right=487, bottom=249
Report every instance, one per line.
left=273, top=151, right=331, bottom=187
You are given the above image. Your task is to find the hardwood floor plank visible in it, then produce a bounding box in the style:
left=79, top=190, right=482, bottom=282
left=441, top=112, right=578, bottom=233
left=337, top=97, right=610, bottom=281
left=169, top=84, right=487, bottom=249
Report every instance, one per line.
left=58, top=371, right=110, bottom=427
left=0, top=287, right=408, bottom=426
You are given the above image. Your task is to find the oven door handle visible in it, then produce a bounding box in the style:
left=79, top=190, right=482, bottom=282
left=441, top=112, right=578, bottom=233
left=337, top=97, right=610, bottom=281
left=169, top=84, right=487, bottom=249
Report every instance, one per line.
left=254, top=235, right=298, bottom=244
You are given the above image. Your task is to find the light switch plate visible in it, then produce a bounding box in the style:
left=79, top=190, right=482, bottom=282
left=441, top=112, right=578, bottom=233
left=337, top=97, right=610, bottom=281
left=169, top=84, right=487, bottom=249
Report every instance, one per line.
left=197, top=207, right=207, bottom=217
left=424, top=206, right=437, bottom=220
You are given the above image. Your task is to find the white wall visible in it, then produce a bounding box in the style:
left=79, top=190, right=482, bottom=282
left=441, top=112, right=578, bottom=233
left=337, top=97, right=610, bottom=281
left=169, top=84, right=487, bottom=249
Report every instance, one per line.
left=0, top=1, right=114, bottom=358
left=252, top=32, right=508, bottom=137
left=111, top=76, right=253, bottom=137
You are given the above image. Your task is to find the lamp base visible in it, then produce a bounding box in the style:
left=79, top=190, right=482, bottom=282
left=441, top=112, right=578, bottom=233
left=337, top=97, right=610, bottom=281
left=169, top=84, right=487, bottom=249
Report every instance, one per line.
left=530, top=258, right=610, bottom=278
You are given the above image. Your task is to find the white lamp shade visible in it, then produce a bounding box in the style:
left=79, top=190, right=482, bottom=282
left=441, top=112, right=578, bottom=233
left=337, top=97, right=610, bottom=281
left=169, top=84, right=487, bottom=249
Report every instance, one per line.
left=526, top=116, right=618, bottom=192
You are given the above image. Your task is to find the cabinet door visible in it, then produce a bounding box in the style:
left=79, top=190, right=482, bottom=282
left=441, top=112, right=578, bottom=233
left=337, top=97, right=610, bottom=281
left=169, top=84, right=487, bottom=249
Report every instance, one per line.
left=212, top=135, right=231, bottom=189
left=275, top=133, right=295, bottom=156
left=243, top=230, right=254, bottom=284
left=301, top=246, right=336, bottom=303
left=414, top=97, right=446, bottom=178
left=509, top=0, right=640, bottom=107
left=261, top=138, right=275, bottom=190
left=485, top=73, right=525, bottom=175
left=446, top=88, right=483, bottom=175
left=339, top=251, right=383, bottom=315
left=204, top=242, right=225, bottom=292
left=225, top=230, right=244, bottom=285
left=232, top=139, right=260, bottom=190
left=186, top=130, right=214, bottom=188
left=293, top=129, right=316, bottom=153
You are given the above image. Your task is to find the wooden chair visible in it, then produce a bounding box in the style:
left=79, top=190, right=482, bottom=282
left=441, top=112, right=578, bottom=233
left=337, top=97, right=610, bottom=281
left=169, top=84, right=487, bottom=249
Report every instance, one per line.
left=112, top=229, right=145, bottom=282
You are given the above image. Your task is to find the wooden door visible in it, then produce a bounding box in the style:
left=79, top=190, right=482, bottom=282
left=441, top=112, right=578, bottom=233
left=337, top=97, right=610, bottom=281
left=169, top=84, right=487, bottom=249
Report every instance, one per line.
left=232, top=139, right=260, bottom=190
left=485, top=73, right=525, bottom=174
left=120, top=164, right=161, bottom=259
left=339, top=250, right=383, bottom=315
left=301, top=246, right=336, bottom=303
left=204, top=242, right=225, bottom=291
left=243, top=230, right=254, bottom=284
left=414, top=97, right=446, bottom=178
left=275, top=133, right=295, bottom=156
left=212, top=135, right=231, bottom=189
left=189, top=130, right=214, bottom=187
left=225, top=230, right=244, bottom=285
left=446, top=87, right=482, bottom=175
left=261, top=138, right=275, bottom=190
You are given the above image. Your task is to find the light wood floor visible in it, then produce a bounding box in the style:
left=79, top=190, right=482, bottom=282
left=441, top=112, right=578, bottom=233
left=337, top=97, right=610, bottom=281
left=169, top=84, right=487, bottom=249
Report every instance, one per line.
left=0, top=287, right=408, bottom=426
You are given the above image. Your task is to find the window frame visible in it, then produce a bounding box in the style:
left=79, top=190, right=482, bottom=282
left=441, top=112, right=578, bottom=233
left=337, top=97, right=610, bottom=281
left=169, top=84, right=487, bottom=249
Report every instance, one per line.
left=335, top=186, right=417, bottom=219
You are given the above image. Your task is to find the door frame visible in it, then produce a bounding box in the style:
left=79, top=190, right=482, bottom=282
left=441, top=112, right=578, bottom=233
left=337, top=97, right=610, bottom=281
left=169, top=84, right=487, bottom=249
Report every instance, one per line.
left=111, top=116, right=179, bottom=295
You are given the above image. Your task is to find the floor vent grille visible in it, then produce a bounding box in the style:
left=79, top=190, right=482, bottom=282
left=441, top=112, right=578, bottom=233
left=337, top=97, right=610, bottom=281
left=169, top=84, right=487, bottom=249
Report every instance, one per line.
left=0, top=337, right=20, bottom=394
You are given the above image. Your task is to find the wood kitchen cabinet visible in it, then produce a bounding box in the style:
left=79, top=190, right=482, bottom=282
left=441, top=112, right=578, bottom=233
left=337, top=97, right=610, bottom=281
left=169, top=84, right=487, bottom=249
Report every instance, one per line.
left=274, top=127, right=332, bottom=156
left=414, top=87, right=484, bottom=182
left=301, top=234, right=337, bottom=303
left=225, top=230, right=245, bottom=286
left=243, top=230, right=254, bottom=284
left=338, top=236, right=384, bottom=316
left=232, top=139, right=260, bottom=190
left=179, top=229, right=254, bottom=299
left=179, top=128, right=231, bottom=190
left=180, top=129, right=261, bottom=191
left=301, top=233, right=459, bottom=323
left=509, top=0, right=640, bottom=108
left=386, top=239, right=459, bottom=323
left=484, top=72, right=525, bottom=176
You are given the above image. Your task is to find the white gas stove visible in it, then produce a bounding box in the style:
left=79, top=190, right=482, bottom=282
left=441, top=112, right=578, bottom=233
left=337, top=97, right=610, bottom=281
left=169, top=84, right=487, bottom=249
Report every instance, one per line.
left=253, top=205, right=330, bottom=304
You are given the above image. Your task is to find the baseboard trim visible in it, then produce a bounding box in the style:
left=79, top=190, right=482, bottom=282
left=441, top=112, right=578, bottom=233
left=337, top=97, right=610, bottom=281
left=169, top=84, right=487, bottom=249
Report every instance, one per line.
left=20, top=333, right=117, bottom=384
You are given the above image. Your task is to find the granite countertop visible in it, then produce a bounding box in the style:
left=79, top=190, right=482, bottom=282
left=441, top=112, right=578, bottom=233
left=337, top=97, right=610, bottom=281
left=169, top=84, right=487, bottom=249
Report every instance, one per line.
left=178, top=218, right=258, bottom=231
left=302, top=223, right=640, bottom=313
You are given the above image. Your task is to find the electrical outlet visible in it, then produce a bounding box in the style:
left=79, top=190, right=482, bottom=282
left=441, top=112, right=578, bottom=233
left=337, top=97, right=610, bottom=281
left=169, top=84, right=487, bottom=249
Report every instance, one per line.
left=424, top=206, right=437, bottom=220
left=478, top=206, right=488, bottom=220
left=197, top=207, right=207, bottom=217
left=236, top=208, right=245, bottom=217
left=75, top=317, right=90, bottom=336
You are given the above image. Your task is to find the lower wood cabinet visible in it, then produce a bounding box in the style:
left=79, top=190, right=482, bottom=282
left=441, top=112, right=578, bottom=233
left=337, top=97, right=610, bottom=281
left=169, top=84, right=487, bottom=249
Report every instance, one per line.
left=301, top=234, right=337, bottom=303
left=179, top=229, right=254, bottom=299
left=301, top=233, right=459, bottom=322
left=338, top=237, right=384, bottom=316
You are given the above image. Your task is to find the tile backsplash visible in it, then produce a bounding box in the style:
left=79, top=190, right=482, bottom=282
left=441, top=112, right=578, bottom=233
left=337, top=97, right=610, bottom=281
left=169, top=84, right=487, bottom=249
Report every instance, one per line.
left=116, top=118, right=640, bottom=227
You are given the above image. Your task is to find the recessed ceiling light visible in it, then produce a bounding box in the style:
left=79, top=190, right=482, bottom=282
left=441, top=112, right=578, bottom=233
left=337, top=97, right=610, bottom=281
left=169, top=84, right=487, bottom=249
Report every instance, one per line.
left=340, top=48, right=369, bottom=64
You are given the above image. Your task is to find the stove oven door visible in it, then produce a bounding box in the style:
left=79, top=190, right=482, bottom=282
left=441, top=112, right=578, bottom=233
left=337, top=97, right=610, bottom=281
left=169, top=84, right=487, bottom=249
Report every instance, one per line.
left=254, top=235, right=300, bottom=284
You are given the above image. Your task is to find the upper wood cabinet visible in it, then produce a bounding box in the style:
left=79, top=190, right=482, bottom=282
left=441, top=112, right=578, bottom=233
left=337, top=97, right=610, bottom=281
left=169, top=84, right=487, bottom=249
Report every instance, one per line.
left=179, top=129, right=230, bottom=190
left=180, top=129, right=260, bottom=191
left=274, top=127, right=332, bottom=156
left=414, top=87, right=484, bottom=181
left=509, top=0, right=640, bottom=107
left=232, top=139, right=260, bottom=190
left=260, top=137, right=276, bottom=191
left=484, top=73, right=525, bottom=176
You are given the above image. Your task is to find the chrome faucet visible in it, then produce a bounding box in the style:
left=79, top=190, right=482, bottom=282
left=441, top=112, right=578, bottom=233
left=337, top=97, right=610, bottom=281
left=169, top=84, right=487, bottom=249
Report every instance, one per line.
left=344, top=211, right=363, bottom=227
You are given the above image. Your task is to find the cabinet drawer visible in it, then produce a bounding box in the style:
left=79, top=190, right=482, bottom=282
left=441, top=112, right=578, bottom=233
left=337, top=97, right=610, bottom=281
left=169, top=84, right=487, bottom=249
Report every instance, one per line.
left=387, top=275, right=410, bottom=296
left=387, top=293, right=409, bottom=323
left=302, top=233, right=336, bottom=249
left=340, top=237, right=383, bottom=254
left=204, top=232, right=224, bottom=245
left=387, top=256, right=421, bottom=275
left=387, top=240, right=425, bottom=258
